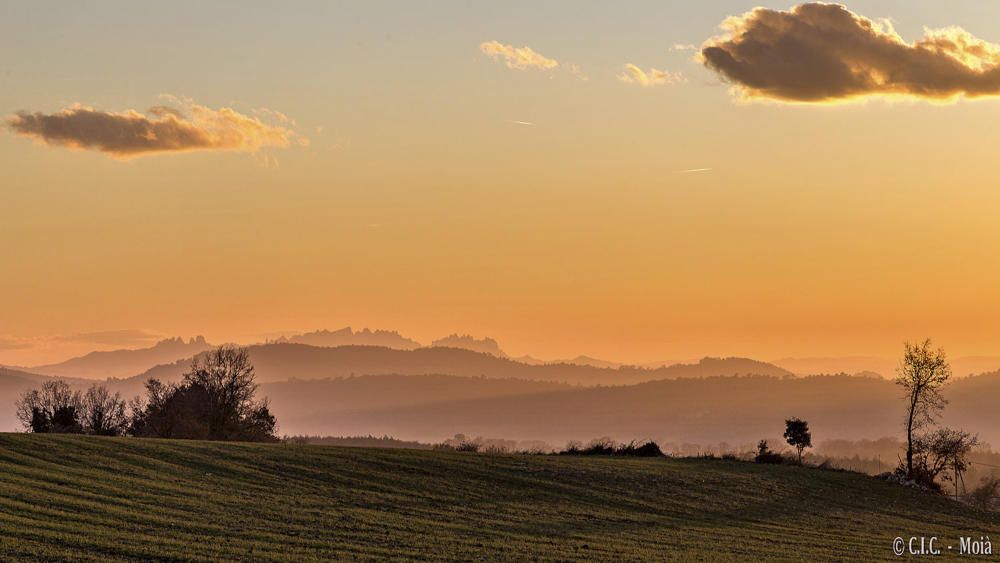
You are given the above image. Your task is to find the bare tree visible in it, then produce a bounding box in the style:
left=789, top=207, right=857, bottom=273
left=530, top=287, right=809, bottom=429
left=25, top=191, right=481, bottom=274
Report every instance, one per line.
left=912, top=427, right=979, bottom=493
left=896, top=339, right=951, bottom=479
left=183, top=345, right=260, bottom=440
left=130, top=346, right=276, bottom=442
left=14, top=380, right=83, bottom=433
left=80, top=384, right=129, bottom=436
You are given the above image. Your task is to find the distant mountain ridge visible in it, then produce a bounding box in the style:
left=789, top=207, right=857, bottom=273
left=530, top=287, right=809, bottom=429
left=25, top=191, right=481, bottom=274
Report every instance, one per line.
left=29, top=337, right=211, bottom=379
left=430, top=334, right=506, bottom=357
left=127, top=343, right=793, bottom=388
left=281, top=327, right=420, bottom=350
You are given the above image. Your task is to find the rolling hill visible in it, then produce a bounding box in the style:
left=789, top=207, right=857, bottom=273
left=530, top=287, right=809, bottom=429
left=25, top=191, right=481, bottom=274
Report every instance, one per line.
left=0, top=434, right=995, bottom=561
left=28, top=337, right=212, bottom=380
left=258, top=372, right=1000, bottom=448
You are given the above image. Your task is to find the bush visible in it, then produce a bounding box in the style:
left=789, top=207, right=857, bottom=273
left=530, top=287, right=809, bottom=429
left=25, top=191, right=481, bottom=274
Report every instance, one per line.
left=968, top=477, right=1000, bottom=511
left=632, top=441, right=664, bottom=457
left=754, top=440, right=785, bottom=464
left=455, top=442, right=480, bottom=452
left=559, top=438, right=664, bottom=457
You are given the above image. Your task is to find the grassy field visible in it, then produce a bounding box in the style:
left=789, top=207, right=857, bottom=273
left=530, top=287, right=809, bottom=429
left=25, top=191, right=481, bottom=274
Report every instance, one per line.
left=0, top=434, right=997, bottom=561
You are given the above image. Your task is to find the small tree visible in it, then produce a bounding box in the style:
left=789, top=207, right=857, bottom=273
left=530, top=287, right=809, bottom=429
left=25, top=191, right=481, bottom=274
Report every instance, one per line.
left=783, top=418, right=812, bottom=463
left=896, top=339, right=951, bottom=479
left=15, top=380, right=83, bottom=434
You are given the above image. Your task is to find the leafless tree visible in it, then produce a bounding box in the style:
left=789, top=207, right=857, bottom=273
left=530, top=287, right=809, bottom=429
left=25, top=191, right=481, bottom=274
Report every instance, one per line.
left=80, top=384, right=129, bottom=436
left=896, top=339, right=951, bottom=479
left=183, top=345, right=260, bottom=440
left=912, top=427, right=979, bottom=493
left=15, top=380, right=83, bottom=433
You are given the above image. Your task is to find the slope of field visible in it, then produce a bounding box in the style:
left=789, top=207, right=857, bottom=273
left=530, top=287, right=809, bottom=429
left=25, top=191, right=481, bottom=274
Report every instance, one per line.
left=0, top=434, right=996, bottom=561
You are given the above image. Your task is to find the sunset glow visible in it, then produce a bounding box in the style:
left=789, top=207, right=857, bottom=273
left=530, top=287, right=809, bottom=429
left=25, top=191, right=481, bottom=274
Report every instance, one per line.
left=4, top=1, right=1000, bottom=367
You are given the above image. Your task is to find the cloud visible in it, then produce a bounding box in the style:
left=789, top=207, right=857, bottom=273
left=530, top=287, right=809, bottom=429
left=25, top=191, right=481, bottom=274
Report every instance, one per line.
left=507, top=120, right=536, bottom=126
left=671, top=43, right=697, bottom=51
left=0, top=337, right=31, bottom=352
left=53, top=329, right=161, bottom=346
left=479, top=40, right=559, bottom=70
left=617, top=64, right=684, bottom=87
left=701, top=3, right=1000, bottom=103
left=6, top=99, right=302, bottom=157
left=678, top=168, right=713, bottom=174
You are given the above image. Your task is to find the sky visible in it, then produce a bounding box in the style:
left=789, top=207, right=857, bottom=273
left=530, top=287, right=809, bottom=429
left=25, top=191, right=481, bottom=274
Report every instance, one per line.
left=4, top=1, right=1000, bottom=366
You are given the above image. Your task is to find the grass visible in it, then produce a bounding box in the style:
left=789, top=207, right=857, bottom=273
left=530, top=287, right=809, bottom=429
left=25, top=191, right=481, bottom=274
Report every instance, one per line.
left=0, top=434, right=997, bottom=561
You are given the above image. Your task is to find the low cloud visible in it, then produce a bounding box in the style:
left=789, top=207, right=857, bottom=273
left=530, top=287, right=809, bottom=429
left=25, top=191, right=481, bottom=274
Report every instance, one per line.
left=0, top=337, right=31, bottom=352
left=6, top=98, right=301, bottom=157
left=53, top=329, right=162, bottom=346
left=617, top=64, right=684, bottom=87
left=701, top=3, right=1000, bottom=103
left=479, top=40, right=559, bottom=70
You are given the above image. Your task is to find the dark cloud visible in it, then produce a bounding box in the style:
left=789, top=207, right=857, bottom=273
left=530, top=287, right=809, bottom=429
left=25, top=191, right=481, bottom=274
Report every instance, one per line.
left=701, top=3, right=1000, bottom=102
left=6, top=100, right=299, bottom=157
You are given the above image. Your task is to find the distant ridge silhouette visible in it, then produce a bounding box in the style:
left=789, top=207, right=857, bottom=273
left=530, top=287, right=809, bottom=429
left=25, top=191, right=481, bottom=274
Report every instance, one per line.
left=430, top=334, right=506, bottom=357
left=28, top=337, right=211, bottom=379
left=281, top=327, right=420, bottom=350
left=125, top=343, right=794, bottom=387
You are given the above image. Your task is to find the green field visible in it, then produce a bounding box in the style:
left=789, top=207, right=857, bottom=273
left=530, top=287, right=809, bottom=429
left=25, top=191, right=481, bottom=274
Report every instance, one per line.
left=0, top=434, right=996, bottom=561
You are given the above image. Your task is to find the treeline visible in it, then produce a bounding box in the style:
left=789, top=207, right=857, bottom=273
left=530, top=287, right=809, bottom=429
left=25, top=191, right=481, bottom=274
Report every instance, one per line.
left=15, top=346, right=277, bottom=442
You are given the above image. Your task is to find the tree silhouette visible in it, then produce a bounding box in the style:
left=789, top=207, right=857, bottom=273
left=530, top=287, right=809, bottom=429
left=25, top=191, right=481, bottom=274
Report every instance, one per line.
left=783, top=417, right=812, bottom=463
left=896, top=339, right=951, bottom=479
left=15, top=380, right=82, bottom=434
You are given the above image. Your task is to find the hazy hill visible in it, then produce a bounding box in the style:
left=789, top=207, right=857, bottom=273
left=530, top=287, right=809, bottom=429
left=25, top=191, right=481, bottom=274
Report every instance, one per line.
left=511, top=354, right=622, bottom=369
left=29, top=336, right=211, bottom=379
left=1, top=434, right=995, bottom=560
left=282, top=327, right=421, bottom=350
left=774, top=355, right=1000, bottom=378
left=263, top=372, right=1000, bottom=447
left=268, top=373, right=895, bottom=444
left=128, top=343, right=793, bottom=386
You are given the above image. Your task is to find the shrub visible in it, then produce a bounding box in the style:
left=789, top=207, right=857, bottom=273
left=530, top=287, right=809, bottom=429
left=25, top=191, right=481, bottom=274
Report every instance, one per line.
left=632, top=441, right=664, bottom=457
left=968, top=477, right=1000, bottom=511
left=559, top=438, right=664, bottom=457
left=754, top=440, right=785, bottom=464
left=455, top=442, right=480, bottom=452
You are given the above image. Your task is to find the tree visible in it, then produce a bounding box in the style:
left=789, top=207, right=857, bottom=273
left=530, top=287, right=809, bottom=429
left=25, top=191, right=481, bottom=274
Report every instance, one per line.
left=783, top=417, right=812, bottom=463
left=896, top=339, right=951, bottom=479
left=183, top=346, right=261, bottom=440
left=80, top=384, right=129, bottom=436
left=15, top=380, right=83, bottom=434
left=130, top=346, right=277, bottom=442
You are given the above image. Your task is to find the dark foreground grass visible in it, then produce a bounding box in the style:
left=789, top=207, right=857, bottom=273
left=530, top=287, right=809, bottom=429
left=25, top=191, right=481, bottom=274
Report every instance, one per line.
left=0, top=434, right=996, bottom=561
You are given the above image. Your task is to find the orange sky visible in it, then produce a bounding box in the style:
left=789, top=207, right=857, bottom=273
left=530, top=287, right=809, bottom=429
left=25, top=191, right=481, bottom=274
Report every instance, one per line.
left=4, top=1, right=1000, bottom=366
